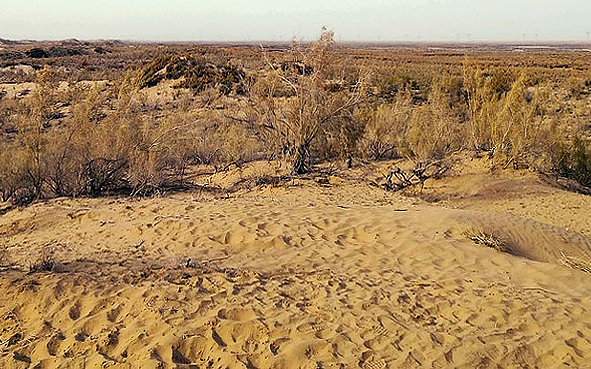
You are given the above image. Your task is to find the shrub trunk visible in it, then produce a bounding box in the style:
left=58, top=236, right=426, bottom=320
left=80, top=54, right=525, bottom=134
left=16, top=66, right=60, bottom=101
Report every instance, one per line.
left=291, top=143, right=312, bottom=175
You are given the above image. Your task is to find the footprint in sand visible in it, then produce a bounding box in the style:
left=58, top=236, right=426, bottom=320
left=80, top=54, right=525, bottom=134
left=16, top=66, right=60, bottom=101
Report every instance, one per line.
left=46, top=332, right=66, bottom=356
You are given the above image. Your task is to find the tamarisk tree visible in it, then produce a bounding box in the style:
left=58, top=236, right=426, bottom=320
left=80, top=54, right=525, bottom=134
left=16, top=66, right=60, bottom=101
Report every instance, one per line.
left=250, top=28, right=365, bottom=174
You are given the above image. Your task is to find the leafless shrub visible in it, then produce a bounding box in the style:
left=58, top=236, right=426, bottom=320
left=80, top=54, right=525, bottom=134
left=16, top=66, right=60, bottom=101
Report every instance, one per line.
left=248, top=28, right=367, bottom=174
left=382, top=160, right=452, bottom=191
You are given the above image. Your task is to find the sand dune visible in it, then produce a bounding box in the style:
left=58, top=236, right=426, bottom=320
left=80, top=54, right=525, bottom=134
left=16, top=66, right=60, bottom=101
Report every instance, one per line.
left=1, top=162, right=591, bottom=368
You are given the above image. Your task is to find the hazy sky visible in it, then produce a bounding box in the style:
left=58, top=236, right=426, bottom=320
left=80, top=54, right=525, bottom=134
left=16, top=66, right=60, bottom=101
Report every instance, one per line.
left=1, top=0, right=590, bottom=42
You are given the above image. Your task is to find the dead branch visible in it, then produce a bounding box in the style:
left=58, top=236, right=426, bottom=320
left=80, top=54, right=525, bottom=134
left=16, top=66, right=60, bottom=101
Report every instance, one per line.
left=383, top=160, right=451, bottom=191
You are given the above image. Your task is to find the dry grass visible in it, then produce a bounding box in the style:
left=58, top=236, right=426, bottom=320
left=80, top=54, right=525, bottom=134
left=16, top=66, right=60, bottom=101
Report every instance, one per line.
left=464, top=228, right=510, bottom=253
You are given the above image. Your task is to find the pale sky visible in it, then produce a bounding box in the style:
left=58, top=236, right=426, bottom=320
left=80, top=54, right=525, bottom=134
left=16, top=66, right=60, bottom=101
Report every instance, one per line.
left=1, top=0, right=590, bottom=42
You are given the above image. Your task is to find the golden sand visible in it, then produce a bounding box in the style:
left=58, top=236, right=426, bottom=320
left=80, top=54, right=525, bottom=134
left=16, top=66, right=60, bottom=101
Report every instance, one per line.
left=1, top=159, right=591, bottom=368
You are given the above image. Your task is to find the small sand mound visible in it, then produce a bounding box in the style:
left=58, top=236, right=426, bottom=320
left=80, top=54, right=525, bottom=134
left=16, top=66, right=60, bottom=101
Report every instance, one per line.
left=454, top=211, right=591, bottom=271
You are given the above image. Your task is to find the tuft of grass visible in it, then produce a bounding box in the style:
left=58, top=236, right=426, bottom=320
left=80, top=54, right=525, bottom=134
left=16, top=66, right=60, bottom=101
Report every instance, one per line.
left=29, top=246, right=57, bottom=273
left=464, top=228, right=510, bottom=253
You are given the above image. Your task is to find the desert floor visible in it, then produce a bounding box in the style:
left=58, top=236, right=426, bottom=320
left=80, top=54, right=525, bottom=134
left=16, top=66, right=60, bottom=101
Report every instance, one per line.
left=1, top=157, right=591, bottom=368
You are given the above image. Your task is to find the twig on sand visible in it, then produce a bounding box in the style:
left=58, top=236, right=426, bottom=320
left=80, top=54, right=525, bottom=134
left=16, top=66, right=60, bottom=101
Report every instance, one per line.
left=382, top=160, right=451, bottom=192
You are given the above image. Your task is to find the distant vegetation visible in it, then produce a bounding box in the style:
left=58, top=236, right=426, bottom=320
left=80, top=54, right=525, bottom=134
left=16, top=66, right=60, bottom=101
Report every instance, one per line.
left=0, top=34, right=590, bottom=204
left=139, top=55, right=249, bottom=95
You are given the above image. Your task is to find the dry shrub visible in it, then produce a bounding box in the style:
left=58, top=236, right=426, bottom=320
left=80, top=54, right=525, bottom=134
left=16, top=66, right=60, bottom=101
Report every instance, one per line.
left=0, top=67, right=217, bottom=203
left=464, top=63, right=558, bottom=166
left=0, top=75, right=57, bottom=203
left=196, top=87, right=221, bottom=108
left=383, top=160, right=452, bottom=192
left=463, top=60, right=591, bottom=188
left=28, top=244, right=58, bottom=272
left=0, top=66, right=36, bottom=83
left=463, top=62, right=517, bottom=152
left=0, top=145, right=31, bottom=202
left=552, top=133, right=591, bottom=188
left=139, top=54, right=249, bottom=96
left=565, top=75, right=591, bottom=99
left=358, top=90, right=413, bottom=160
left=0, top=92, right=21, bottom=135
left=464, top=228, right=510, bottom=253
left=248, top=28, right=366, bottom=174
left=406, top=77, right=464, bottom=161
left=560, top=251, right=591, bottom=273
left=359, top=74, right=463, bottom=163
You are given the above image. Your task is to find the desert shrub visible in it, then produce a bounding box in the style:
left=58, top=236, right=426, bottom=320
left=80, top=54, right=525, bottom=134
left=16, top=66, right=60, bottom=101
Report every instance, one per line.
left=313, top=111, right=364, bottom=163
left=463, top=60, right=591, bottom=188
left=463, top=63, right=501, bottom=151
left=142, top=111, right=260, bottom=175
left=565, top=75, right=591, bottom=99
left=0, top=66, right=36, bottom=83
left=371, top=65, right=423, bottom=103
left=0, top=93, right=23, bottom=138
left=408, top=78, right=464, bottom=161
left=0, top=67, right=213, bottom=203
left=552, top=134, right=591, bottom=187
left=0, top=143, right=33, bottom=203
left=464, top=227, right=510, bottom=253
left=359, top=73, right=464, bottom=162
left=196, top=87, right=221, bottom=108
left=138, top=55, right=177, bottom=87
left=248, top=28, right=366, bottom=174
left=464, top=62, right=561, bottom=167
left=406, top=109, right=452, bottom=161
left=26, top=48, right=49, bottom=59
left=358, top=90, right=413, bottom=160
left=3, top=79, right=55, bottom=203
left=496, top=79, right=564, bottom=168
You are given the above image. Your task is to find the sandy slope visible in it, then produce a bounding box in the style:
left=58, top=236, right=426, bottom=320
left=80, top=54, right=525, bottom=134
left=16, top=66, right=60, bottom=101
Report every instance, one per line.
left=1, top=161, right=591, bottom=368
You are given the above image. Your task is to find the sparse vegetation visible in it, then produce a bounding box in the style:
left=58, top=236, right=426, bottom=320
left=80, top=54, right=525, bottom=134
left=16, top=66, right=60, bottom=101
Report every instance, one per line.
left=1, top=33, right=590, bottom=205
left=139, top=55, right=249, bottom=95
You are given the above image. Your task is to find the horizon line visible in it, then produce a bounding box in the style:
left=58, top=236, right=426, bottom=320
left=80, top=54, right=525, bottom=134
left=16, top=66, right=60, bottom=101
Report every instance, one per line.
left=3, top=38, right=591, bottom=46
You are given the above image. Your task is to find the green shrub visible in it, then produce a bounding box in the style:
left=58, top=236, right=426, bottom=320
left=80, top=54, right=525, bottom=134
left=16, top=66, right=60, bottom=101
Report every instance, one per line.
left=139, top=54, right=248, bottom=95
